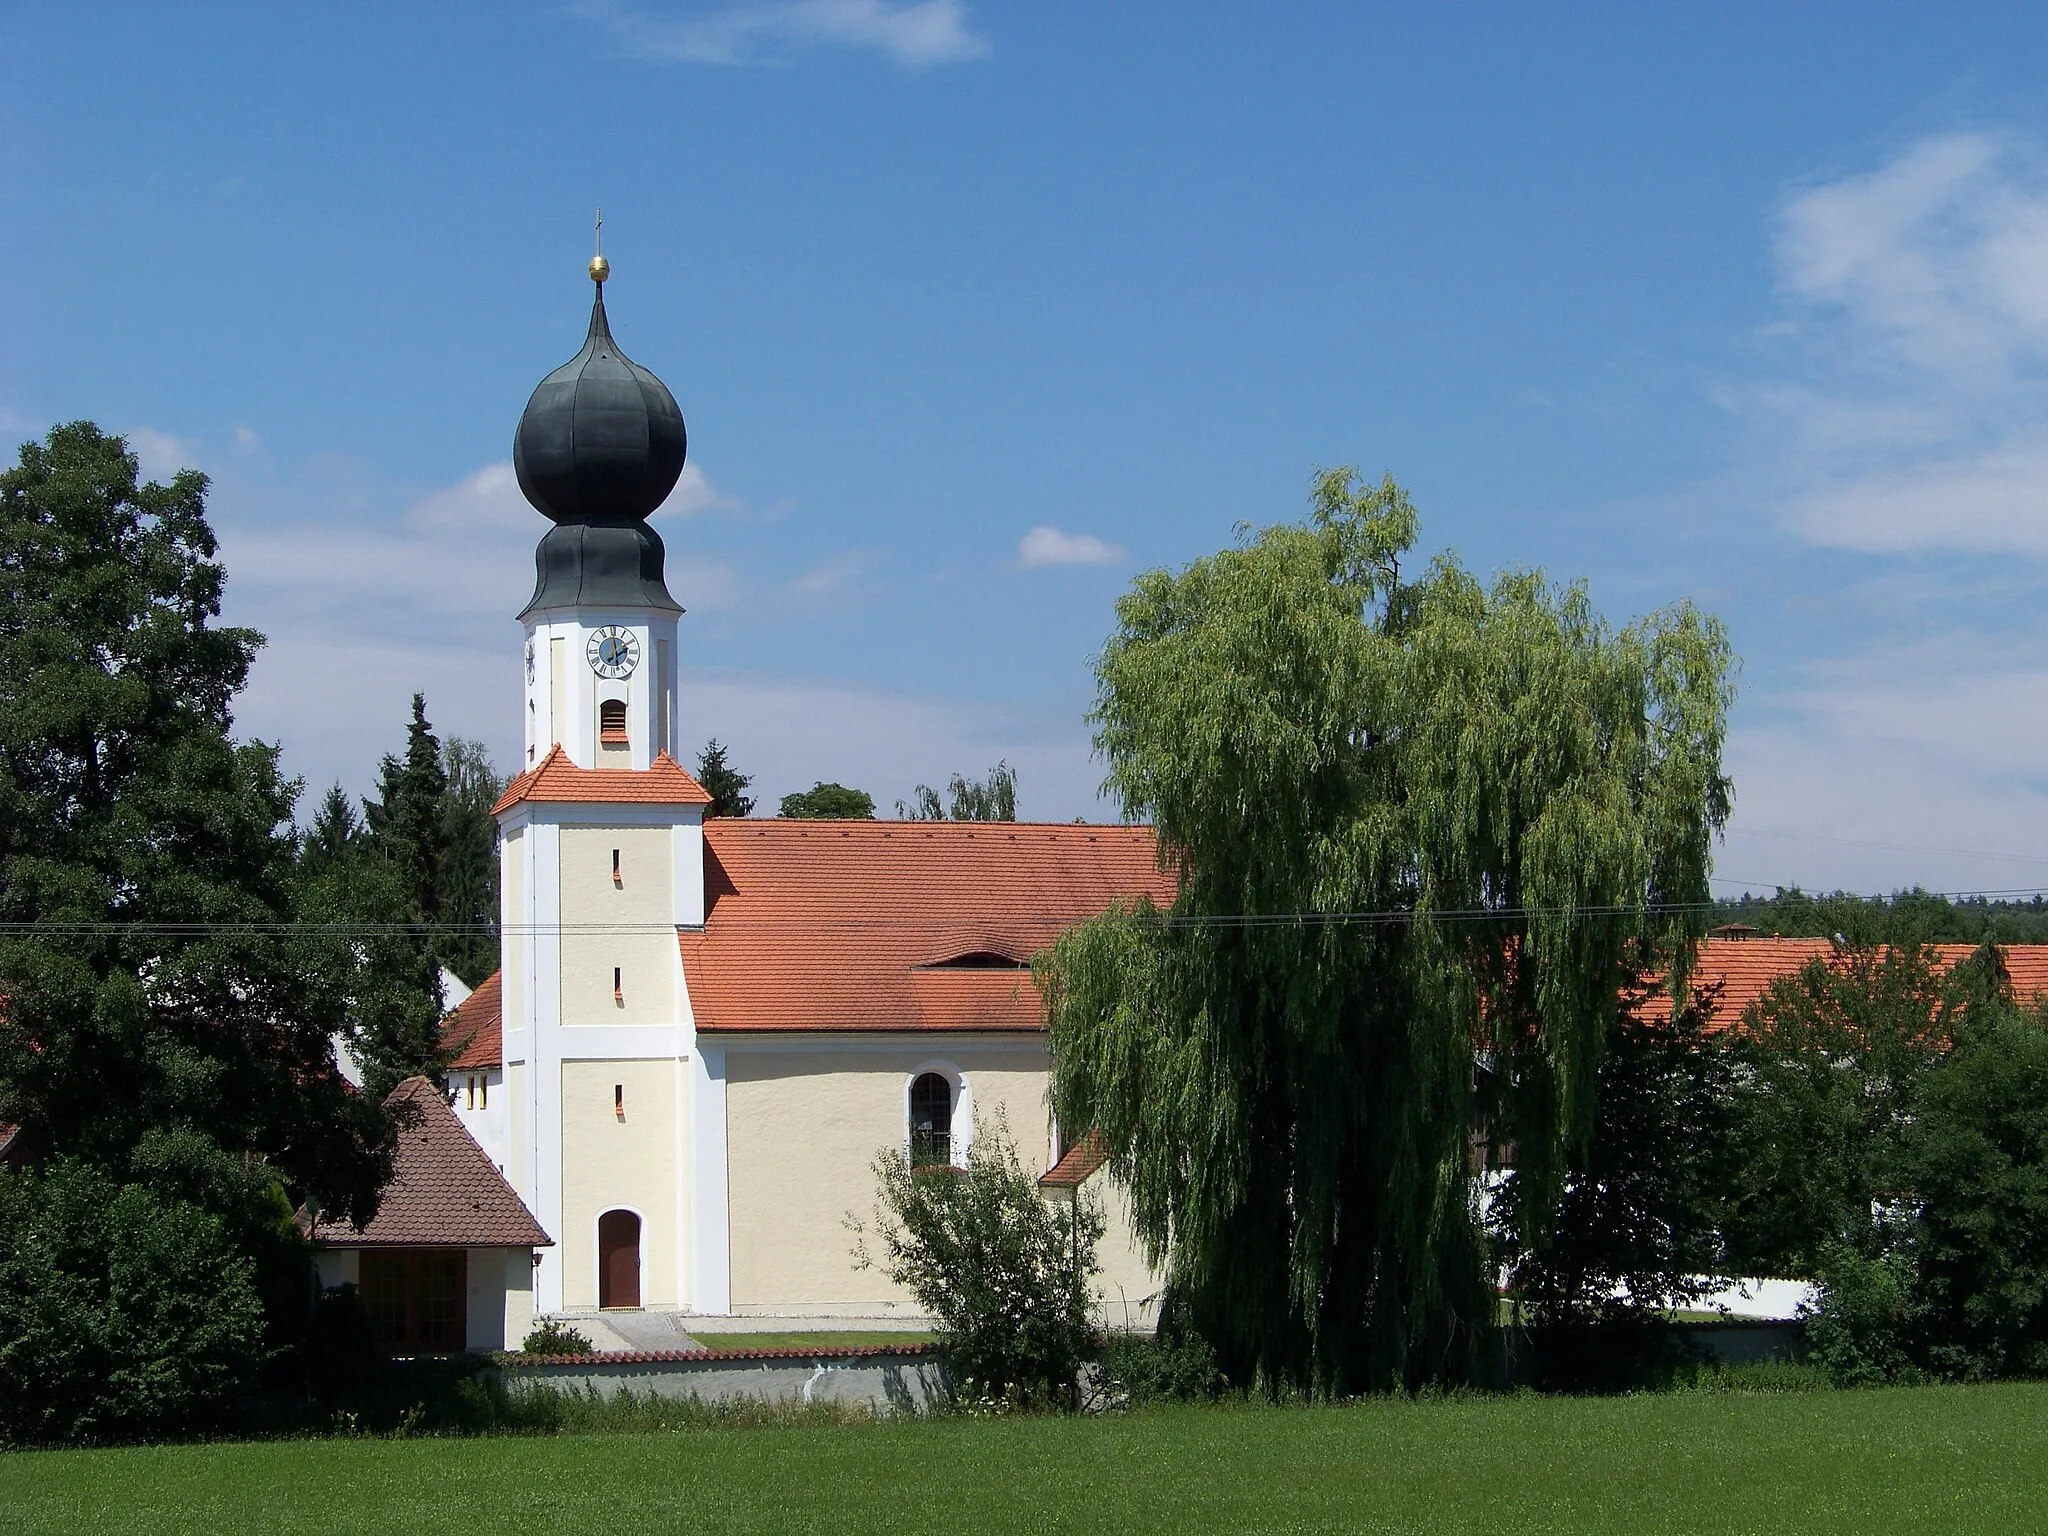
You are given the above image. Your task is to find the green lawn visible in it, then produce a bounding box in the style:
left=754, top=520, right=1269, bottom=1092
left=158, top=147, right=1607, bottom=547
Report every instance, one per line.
left=6, top=1384, right=2046, bottom=1534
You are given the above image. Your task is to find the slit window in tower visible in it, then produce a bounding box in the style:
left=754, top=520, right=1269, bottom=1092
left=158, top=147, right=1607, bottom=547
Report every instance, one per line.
left=614, top=1083, right=624, bottom=1120
left=612, top=848, right=621, bottom=886
left=613, top=966, right=623, bottom=1005
left=599, top=697, right=628, bottom=746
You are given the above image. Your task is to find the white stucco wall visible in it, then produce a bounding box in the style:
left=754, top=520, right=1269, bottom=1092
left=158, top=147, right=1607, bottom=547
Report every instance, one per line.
left=559, top=825, right=678, bottom=1028
left=722, top=1040, right=1054, bottom=1313
left=559, top=1057, right=682, bottom=1308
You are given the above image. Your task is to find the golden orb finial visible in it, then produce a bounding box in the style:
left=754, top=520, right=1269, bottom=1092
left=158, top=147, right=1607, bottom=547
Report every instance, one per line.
left=589, top=254, right=610, bottom=283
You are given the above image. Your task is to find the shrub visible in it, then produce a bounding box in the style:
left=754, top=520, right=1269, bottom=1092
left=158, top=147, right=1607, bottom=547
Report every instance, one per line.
left=1803, top=1240, right=1917, bottom=1387
left=522, top=1318, right=595, bottom=1355
left=0, top=1160, right=265, bottom=1444
left=1097, top=1329, right=1225, bottom=1408
left=854, top=1114, right=1102, bottom=1408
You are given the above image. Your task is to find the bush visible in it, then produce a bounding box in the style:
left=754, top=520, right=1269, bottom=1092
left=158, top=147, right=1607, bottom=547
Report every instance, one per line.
left=0, top=1160, right=265, bottom=1444
left=854, top=1115, right=1102, bottom=1408
left=522, top=1318, right=595, bottom=1355
left=1803, top=1240, right=1917, bottom=1387
left=1097, top=1329, right=1226, bottom=1408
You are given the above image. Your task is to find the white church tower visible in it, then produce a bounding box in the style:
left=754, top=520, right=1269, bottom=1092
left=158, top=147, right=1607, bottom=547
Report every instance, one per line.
left=493, top=247, right=728, bottom=1318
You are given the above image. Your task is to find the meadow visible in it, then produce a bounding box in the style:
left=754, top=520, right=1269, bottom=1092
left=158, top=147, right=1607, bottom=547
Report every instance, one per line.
left=4, top=1381, right=2043, bottom=1534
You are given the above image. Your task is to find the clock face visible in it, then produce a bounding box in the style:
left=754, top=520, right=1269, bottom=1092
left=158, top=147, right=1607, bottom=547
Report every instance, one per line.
left=586, top=625, right=640, bottom=680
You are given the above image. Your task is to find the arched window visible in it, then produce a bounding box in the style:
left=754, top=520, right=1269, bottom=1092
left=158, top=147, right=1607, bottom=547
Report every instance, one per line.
left=599, top=698, right=628, bottom=745
left=598, top=1208, right=641, bottom=1308
left=909, top=1072, right=953, bottom=1167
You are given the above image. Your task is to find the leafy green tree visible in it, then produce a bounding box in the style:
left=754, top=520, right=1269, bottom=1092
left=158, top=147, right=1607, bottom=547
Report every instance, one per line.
left=696, top=738, right=755, bottom=818
left=1496, top=981, right=1739, bottom=1325
left=1039, top=468, right=1732, bottom=1394
left=1897, top=1001, right=2048, bottom=1378
left=0, top=422, right=394, bottom=1224
left=853, top=1116, right=1102, bottom=1407
left=1712, top=887, right=2048, bottom=947
left=0, top=1159, right=267, bottom=1444
left=899, top=761, right=1018, bottom=821
left=1720, top=944, right=1953, bottom=1276
left=778, top=781, right=876, bottom=819
left=0, top=423, right=397, bottom=1423
left=437, top=735, right=504, bottom=987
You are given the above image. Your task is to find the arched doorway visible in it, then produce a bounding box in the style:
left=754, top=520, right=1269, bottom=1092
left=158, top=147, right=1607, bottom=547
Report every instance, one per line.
left=598, top=1209, right=641, bottom=1309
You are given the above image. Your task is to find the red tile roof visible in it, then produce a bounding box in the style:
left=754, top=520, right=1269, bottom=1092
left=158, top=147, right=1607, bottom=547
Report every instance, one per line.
left=442, top=972, right=502, bottom=1072
left=682, top=820, right=1177, bottom=1034
left=493, top=744, right=712, bottom=815
left=1647, top=936, right=2048, bottom=1027
left=311, top=1078, right=550, bottom=1250
left=1038, top=1129, right=1109, bottom=1189
left=515, top=1342, right=944, bottom=1365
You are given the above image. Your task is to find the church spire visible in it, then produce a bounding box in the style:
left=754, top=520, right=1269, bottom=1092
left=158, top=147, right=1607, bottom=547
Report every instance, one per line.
left=512, top=245, right=686, bottom=617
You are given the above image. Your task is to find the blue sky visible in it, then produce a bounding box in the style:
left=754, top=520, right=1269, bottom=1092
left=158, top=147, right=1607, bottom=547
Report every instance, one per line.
left=7, top=3, right=2048, bottom=896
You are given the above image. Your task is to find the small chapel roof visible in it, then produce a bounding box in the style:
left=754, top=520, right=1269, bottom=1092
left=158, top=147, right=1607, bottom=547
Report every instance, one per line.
left=493, top=743, right=712, bottom=815
left=309, top=1077, right=550, bottom=1250
left=442, top=972, right=502, bottom=1071
left=680, top=819, right=1177, bottom=1034
left=1038, top=1129, right=1110, bottom=1189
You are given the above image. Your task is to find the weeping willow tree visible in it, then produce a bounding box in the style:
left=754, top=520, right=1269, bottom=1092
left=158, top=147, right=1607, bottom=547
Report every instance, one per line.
left=1038, top=470, right=1732, bottom=1394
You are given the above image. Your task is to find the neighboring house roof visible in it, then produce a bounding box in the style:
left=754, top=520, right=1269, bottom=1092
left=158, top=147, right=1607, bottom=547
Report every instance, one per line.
left=492, top=744, right=712, bottom=816
left=681, top=820, right=1177, bottom=1034
left=442, top=971, right=502, bottom=1072
left=1646, top=936, right=2048, bottom=1027
left=1038, top=1129, right=1109, bottom=1189
left=310, top=1077, right=550, bottom=1250
left=0, top=1123, right=18, bottom=1167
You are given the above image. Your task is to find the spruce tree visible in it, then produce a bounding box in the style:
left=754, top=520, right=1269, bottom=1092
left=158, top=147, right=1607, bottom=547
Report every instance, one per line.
left=696, top=738, right=755, bottom=818
left=438, top=736, right=504, bottom=987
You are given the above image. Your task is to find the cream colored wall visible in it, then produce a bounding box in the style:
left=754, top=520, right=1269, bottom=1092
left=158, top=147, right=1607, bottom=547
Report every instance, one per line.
left=501, top=827, right=525, bottom=1035
left=463, top=1248, right=538, bottom=1351
left=507, top=1062, right=528, bottom=1204
left=725, top=1046, right=1054, bottom=1311
left=559, top=1058, right=679, bottom=1308
left=1066, top=1175, right=1165, bottom=1332
left=558, top=825, right=675, bottom=1028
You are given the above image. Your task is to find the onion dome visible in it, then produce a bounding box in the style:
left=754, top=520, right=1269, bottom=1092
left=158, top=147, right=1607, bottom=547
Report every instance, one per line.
left=514, top=259, right=685, bottom=618
left=514, top=281, right=686, bottom=525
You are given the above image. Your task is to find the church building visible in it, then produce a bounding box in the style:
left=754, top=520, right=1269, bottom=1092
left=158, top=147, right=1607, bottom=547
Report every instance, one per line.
left=438, top=252, right=1168, bottom=1331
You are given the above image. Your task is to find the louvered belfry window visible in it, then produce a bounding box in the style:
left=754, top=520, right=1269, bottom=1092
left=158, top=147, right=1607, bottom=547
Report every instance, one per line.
left=599, top=698, right=628, bottom=744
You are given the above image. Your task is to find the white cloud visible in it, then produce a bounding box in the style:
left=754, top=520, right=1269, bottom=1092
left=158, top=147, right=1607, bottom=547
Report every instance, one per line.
left=212, top=460, right=742, bottom=797
left=584, top=0, right=989, bottom=68
left=1721, top=637, right=2048, bottom=896
left=675, top=673, right=1104, bottom=820
left=233, top=424, right=261, bottom=452
left=1017, top=525, right=1125, bottom=569
left=1753, top=132, right=2048, bottom=555
left=126, top=425, right=201, bottom=482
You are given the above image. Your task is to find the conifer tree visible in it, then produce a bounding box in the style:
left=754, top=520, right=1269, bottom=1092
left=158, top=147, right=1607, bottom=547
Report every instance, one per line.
left=696, top=738, right=755, bottom=818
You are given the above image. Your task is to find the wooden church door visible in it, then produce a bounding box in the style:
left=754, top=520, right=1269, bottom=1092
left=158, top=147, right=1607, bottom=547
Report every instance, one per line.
left=599, top=1209, right=641, bottom=1308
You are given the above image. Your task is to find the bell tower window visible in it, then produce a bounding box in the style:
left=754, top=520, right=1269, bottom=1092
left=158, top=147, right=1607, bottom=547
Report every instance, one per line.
left=599, top=697, right=628, bottom=747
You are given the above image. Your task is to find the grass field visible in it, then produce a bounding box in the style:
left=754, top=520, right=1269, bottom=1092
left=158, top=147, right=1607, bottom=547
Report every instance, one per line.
left=5, top=1383, right=2045, bottom=1534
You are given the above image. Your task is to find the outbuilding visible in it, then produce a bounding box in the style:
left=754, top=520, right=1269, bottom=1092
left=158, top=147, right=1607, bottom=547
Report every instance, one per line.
left=310, top=1076, right=552, bottom=1354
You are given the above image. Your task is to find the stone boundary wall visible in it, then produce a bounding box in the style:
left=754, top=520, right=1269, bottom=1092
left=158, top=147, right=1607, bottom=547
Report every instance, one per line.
left=497, top=1344, right=949, bottom=1413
